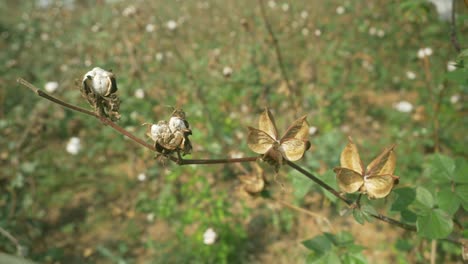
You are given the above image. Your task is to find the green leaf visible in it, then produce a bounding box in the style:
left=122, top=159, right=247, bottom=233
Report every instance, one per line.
left=445, top=68, right=468, bottom=84
left=437, top=187, right=460, bottom=216
left=455, top=184, right=468, bottom=211
left=302, top=235, right=333, bottom=254
left=454, top=158, right=468, bottom=183
left=0, top=253, right=36, bottom=264
left=361, top=204, right=378, bottom=216
left=353, top=209, right=365, bottom=225
left=290, top=170, right=313, bottom=201
left=307, top=251, right=341, bottom=264
left=459, top=49, right=468, bottom=58
left=395, top=238, right=413, bottom=251
left=416, top=209, right=453, bottom=239
left=400, top=210, right=417, bottom=223
left=342, top=253, right=368, bottom=264
left=391, top=187, right=416, bottom=212
left=320, top=170, right=339, bottom=203
left=424, top=154, right=456, bottom=183
left=409, top=187, right=434, bottom=214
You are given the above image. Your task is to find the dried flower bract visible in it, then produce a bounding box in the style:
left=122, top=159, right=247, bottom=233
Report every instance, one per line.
left=81, top=67, right=121, bottom=121
left=333, top=137, right=399, bottom=199
left=238, top=163, right=265, bottom=194
left=247, top=108, right=310, bottom=170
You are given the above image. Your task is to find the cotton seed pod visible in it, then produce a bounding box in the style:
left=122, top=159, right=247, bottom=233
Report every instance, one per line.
left=82, top=67, right=117, bottom=96
left=169, top=116, right=188, bottom=133
left=238, top=163, right=265, bottom=194
left=150, top=121, right=171, bottom=142
left=333, top=137, right=399, bottom=199
left=169, top=109, right=192, bottom=156
left=169, top=109, right=191, bottom=133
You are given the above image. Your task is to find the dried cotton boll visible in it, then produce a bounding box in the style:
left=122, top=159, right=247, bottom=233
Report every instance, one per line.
left=377, top=29, right=385, bottom=38
left=44, top=81, right=59, bottom=93
left=146, top=213, right=155, bottom=222
left=134, top=88, right=145, bottom=99
left=150, top=121, right=171, bottom=142
left=81, top=67, right=121, bottom=121
left=308, top=126, right=318, bottom=136
left=447, top=61, right=457, bottom=72
left=424, top=47, right=433, bottom=56
left=268, top=0, right=276, bottom=9
left=406, top=71, right=416, bottom=80
left=394, top=101, right=413, bottom=113
left=66, top=137, right=81, bottom=155
left=122, top=5, right=137, bottom=17
left=169, top=116, right=188, bottom=133
left=83, top=67, right=117, bottom=96
left=145, top=24, right=155, bottom=32
left=155, top=52, right=164, bottom=62
left=137, top=173, right=147, bottom=181
left=222, top=66, right=233, bottom=77
left=450, top=94, right=460, bottom=104
left=166, top=20, right=177, bottom=30
left=417, top=49, right=426, bottom=59
left=336, top=6, right=345, bottom=15
left=203, top=228, right=217, bottom=245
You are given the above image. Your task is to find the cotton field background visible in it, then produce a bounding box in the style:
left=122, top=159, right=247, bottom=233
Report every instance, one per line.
left=1, top=0, right=467, bottom=263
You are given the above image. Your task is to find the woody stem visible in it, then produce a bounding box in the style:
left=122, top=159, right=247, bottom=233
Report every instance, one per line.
left=285, top=160, right=353, bottom=206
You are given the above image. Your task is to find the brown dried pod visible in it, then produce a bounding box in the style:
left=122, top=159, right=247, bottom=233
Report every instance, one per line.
left=169, top=109, right=192, bottom=156
left=333, top=137, right=399, bottom=199
left=81, top=67, right=120, bottom=121
left=238, top=163, right=265, bottom=194
left=145, top=108, right=193, bottom=157
left=247, top=108, right=310, bottom=170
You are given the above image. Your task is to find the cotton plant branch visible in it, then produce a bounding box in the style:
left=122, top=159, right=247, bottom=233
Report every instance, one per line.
left=16, top=78, right=257, bottom=165
left=0, top=227, right=22, bottom=256
left=450, top=0, right=461, bottom=53
left=17, top=78, right=418, bottom=232
left=257, top=0, right=298, bottom=109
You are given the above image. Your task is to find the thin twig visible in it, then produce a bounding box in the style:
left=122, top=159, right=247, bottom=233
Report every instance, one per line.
left=430, top=239, right=437, bottom=264
left=285, top=160, right=353, bottom=206
left=450, top=0, right=461, bottom=53
left=0, top=227, right=21, bottom=254
left=17, top=78, right=96, bottom=117
left=177, top=157, right=258, bottom=165
left=369, top=212, right=417, bottom=231
left=274, top=198, right=335, bottom=232
left=257, top=0, right=297, bottom=107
